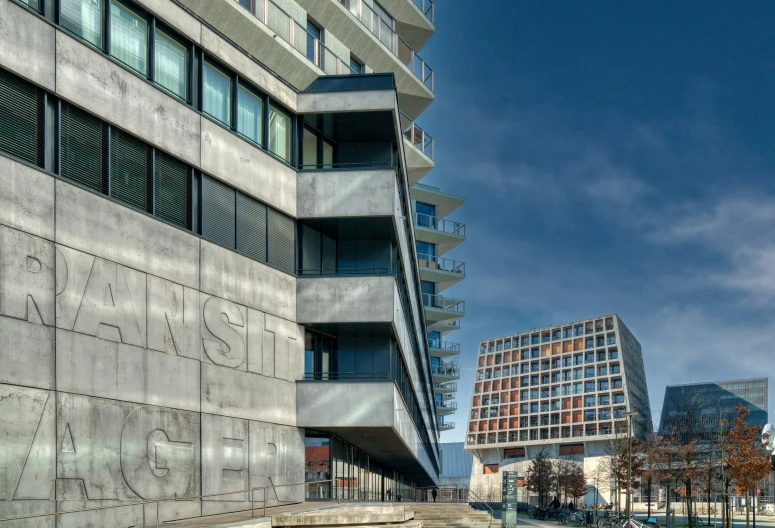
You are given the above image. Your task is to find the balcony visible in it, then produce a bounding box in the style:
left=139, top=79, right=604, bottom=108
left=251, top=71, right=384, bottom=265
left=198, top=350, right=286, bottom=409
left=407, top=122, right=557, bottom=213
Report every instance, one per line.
left=418, top=254, right=465, bottom=292
left=438, top=420, right=454, bottom=432
left=409, top=184, right=465, bottom=218
left=182, top=0, right=356, bottom=91
left=433, top=382, right=457, bottom=395
left=337, top=0, right=434, bottom=94
left=431, top=363, right=460, bottom=383
left=422, top=293, right=465, bottom=332
left=428, top=339, right=460, bottom=358
left=401, top=112, right=434, bottom=184
left=413, top=213, right=466, bottom=254
left=435, top=400, right=457, bottom=416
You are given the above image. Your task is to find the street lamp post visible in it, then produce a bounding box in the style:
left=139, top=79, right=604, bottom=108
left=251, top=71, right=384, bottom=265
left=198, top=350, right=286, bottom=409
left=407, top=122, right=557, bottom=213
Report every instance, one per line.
left=624, top=411, right=640, bottom=520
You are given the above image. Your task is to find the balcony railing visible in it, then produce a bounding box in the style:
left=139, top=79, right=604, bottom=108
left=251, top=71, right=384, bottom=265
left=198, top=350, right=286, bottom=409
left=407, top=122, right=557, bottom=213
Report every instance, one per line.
left=428, top=339, right=460, bottom=353
left=414, top=213, right=466, bottom=236
left=423, top=293, right=465, bottom=313
left=431, top=364, right=460, bottom=378
left=438, top=420, right=454, bottom=430
left=237, top=0, right=356, bottom=75
left=339, top=0, right=434, bottom=91
left=400, top=111, right=434, bottom=160
left=436, top=401, right=457, bottom=410
left=434, top=382, right=457, bottom=392
left=417, top=254, right=465, bottom=275
left=413, top=0, right=435, bottom=23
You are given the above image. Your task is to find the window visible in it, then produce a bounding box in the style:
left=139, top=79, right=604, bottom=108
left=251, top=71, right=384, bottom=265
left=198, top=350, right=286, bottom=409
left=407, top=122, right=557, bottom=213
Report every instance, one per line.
left=154, top=150, right=191, bottom=229
left=110, top=0, right=148, bottom=75
left=483, top=464, right=499, bottom=475
left=201, top=175, right=236, bottom=248
left=237, top=193, right=267, bottom=262
left=306, top=19, right=322, bottom=66
left=269, top=104, right=291, bottom=162
left=203, top=60, right=231, bottom=125
left=60, top=102, right=106, bottom=191
left=267, top=207, right=296, bottom=273
left=350, top=55, right=364, bottom=74
left=559, top=444, right=584, bottom=456
left=504, top=448, right=525, bottom=459
left=0, top=69, right=44, bottom=167
left=17, top=0, right=41, bottom=12
left=61, top=0, right=104, bottom=47
left=237, top=83, right=263, bottom=145
left=110, top=127, right=151, bottom=211
left=154, top=28, right=188, bottom=99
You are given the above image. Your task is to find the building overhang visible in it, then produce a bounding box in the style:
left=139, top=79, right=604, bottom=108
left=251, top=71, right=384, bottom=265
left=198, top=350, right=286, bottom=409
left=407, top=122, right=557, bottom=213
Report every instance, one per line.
left=296, top=380, right=439, bottom=487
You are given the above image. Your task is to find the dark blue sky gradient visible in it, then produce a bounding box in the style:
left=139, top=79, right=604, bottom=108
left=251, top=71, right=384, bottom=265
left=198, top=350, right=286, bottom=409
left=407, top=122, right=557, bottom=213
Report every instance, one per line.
left=418, top=2, right=775, bottom=441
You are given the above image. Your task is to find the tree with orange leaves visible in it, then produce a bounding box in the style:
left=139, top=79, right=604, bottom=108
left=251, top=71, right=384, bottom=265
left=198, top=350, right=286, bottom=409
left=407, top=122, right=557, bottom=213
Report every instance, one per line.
left=723, top=404, right=771, bottom=528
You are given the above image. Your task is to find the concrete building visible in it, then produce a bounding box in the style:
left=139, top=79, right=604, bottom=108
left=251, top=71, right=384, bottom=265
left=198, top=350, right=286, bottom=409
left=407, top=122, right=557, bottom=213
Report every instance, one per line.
left=0, top=0, right=456, bottom=525
left=658, top=378, right=768, bottom=444
left=464, top=314, right=652, bottom=504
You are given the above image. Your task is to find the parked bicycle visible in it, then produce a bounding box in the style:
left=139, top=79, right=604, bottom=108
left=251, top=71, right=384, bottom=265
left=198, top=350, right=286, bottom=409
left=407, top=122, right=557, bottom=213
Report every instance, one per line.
left=759, top=504, right=774, bottom=516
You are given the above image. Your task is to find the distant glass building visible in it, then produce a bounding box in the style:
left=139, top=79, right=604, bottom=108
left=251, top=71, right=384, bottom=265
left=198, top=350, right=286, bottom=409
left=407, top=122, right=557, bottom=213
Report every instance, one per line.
left=658, top=378, right=768, bottom=443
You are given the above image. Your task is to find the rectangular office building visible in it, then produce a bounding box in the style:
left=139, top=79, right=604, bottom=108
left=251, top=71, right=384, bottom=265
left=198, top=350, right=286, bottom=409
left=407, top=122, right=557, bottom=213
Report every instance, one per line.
left=465, top=314, right=652, bottom=503
left=0, top=0, right=453, bottom=525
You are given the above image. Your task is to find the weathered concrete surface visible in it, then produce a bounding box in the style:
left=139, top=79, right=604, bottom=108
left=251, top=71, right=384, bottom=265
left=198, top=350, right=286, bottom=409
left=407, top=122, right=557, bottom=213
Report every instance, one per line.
left=55, top=31, right=202, bottom=166
left=0, top=0, right=56, bottom=91
left=296, top=170, right=396, bottom=219
left=199, top=122, right=297, bottom=217
left=0, top=156, right=55, bottom=241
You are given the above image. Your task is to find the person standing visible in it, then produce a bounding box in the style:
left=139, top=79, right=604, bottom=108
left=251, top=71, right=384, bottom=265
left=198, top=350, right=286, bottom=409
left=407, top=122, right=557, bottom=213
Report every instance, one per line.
left=432, top=488, right=438, bottom=502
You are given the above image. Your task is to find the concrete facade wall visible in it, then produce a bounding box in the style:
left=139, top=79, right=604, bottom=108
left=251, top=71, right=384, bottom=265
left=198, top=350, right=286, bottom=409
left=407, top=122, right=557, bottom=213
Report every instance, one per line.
left=0, top=1, right=441, bottom=524
left=0, top=159, right=305, bottom=526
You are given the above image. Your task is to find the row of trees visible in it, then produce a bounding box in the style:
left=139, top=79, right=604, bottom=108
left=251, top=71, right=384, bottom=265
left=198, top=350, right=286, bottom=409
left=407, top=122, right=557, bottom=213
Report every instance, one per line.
left=525, top=451, right=588, bottom=507
left=596, top=404, right=770, bottom=528
left=517, top=404, right=769, bottom=528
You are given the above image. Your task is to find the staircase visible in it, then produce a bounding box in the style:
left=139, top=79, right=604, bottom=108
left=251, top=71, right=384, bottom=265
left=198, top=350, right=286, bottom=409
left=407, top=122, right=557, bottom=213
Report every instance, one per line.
left=411, top=503, right=497, bottom=528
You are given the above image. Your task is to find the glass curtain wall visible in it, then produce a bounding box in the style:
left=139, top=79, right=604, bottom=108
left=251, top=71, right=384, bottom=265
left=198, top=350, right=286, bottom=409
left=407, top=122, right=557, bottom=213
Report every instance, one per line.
left=305, top=431, right=415, bottom=502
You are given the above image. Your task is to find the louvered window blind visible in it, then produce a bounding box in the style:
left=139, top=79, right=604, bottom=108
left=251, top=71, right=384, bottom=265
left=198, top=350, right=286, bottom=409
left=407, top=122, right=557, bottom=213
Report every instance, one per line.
left=0, top=68, right=44, bottom=167
left=301, top=224, right=321, bottom=275
left=110, top=127, right=151, bottom=211
left=236, top=192, right=267, bottom=262
left=61, top=102, right=107, bottom=192
left=154, top=150, right=191, bottom=229
left=267, top=208, right=295, bottom=274
left=201, top=175, right=236, bottom=249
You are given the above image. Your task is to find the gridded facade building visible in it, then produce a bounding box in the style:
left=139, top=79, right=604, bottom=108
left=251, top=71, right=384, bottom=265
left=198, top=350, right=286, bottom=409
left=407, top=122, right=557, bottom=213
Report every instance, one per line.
left=0, top=0, right=450, bottom=524
left=464, top=314, right=652, bottom=504
left=658, top=378, right=768, bottom=444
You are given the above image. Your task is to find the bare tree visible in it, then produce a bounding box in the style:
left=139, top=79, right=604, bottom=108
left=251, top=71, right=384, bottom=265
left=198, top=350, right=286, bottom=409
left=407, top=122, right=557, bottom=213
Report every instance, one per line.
left=589, top=458, right=611, bottom=507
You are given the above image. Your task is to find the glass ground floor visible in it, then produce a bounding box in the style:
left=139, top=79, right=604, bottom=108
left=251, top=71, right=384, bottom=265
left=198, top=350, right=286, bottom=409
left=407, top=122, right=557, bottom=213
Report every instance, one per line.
left=304, top=430, right=418, bottom=502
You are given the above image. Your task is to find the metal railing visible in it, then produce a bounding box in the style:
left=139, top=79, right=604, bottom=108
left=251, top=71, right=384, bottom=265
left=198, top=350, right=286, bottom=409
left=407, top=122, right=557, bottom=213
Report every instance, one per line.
left=237, top=0, right=356, bottom=75
left=339, top=0, right=434, bottom=91
left=302, top=372, right=390, bottom=381
left=297, top=267, right=390, bottom=276
left=416, top=486, right=496, bottom=526
left=0, top=479, right=335, bottom=526
left=436, top=400, right=457, bottom=410
left=400, top=111, right=434, bottom=159
left=297, top=161, right=394, bottom=170
left=438, top=420, right=454, bottom=430
left=417, top=253, right=465, bottom=275
left=431, top=363, right=460, bottom=378
left=428, top=340, right=460, bottom=353
left=414, top=213, right=466, bottom=236
left=413, top=0, right=434, bottom=23
left=422, top=293, right=465, bottom=313
left=434, top=381, right=457, bottom=392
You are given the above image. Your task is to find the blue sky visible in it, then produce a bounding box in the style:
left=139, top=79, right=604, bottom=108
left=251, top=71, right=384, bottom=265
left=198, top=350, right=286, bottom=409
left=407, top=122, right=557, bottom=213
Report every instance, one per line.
left=418, top=2, right=775, bottom=442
